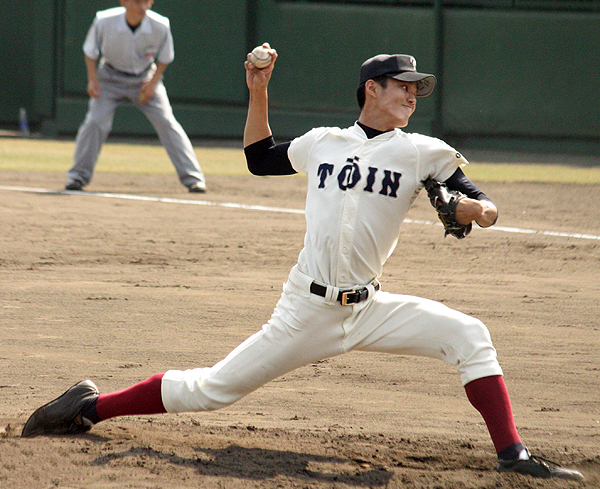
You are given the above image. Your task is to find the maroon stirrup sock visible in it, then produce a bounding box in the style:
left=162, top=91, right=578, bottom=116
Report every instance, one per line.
left=464, top=375, right=522, bottom=455
left=94, top=373, right=167, bottom=421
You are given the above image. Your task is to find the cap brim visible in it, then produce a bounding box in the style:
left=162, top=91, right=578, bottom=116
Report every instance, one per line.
left=389, top=72, right=436, bottom=98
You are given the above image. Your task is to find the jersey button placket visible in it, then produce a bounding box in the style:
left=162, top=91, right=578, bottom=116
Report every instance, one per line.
left=337, top=188, right=358, bottom=286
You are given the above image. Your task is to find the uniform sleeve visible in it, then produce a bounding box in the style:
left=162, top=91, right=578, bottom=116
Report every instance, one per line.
left=417, top=135, right=468, bottom=183
left=82, top=15, right=100, bottom=59
left=288, top=127, right=328, bottom=174
left=156, top=19, right=175, bottom=64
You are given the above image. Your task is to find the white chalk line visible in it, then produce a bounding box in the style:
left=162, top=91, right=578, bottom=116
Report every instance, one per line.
left=0, top=185, right=305, bottom=215
left=1, top=185, right=599, bottom=241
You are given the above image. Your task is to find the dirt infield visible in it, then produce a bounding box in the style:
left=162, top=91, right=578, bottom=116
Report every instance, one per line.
left=1, top=169, right=599, bottom=488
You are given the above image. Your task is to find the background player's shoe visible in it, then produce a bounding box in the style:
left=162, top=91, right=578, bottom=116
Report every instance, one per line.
left=188, top=182, right=206, bottom=193
left=65, top=180, right=84, bottom=191
left=21, top=380, right=99, bottom=437
left=497, top=453, right=584, bottom=481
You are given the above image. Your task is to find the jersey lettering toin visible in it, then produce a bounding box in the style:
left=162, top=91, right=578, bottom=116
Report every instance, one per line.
left=318, top=156, right=402, bottom=197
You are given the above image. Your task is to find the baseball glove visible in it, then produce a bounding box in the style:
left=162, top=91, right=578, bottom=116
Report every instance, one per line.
left=423, top=178, right=472, bottom=239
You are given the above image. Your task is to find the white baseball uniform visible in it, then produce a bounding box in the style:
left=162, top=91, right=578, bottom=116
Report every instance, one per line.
left=160, top=123, right=502, bottom=413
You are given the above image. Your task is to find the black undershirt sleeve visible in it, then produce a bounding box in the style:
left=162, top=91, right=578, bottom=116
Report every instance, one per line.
left=244, top=136, right=296, bottom=176
left=444, top=168, right=490, bottom=201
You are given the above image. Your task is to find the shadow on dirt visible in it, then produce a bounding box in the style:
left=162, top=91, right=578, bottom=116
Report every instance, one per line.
left=91, top=443, right=393, bottom=486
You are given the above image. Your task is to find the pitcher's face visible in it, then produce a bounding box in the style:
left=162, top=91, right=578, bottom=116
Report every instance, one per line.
left=374, top=78, right=418, bottom=129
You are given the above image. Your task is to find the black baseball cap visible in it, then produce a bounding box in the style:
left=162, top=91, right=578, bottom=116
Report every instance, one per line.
left=358, top=54, right=436, bottom=98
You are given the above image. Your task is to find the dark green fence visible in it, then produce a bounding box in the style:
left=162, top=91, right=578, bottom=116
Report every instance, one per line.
left=1, top=0, right=598, bottom=154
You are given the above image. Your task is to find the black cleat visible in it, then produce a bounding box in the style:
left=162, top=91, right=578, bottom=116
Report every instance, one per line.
left=497, top=453, right=584, bottom=481
left=21, top=380, right=99, bottom=437
left=65, top=181, right=84, bottom=191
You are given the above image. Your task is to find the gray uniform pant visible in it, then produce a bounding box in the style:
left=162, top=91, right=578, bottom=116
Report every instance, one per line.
left=68, top=63, right=205, bottom=188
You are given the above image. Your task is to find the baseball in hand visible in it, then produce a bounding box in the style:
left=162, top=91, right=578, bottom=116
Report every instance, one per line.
left=250, top=44, right=273, bottom=68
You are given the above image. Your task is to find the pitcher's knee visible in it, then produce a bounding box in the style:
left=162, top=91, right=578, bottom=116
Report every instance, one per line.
left=455, top=319, right=503, bottom=385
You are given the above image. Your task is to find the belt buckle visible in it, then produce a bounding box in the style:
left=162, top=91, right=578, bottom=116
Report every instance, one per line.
left=340, top=290, right=353, bottom=306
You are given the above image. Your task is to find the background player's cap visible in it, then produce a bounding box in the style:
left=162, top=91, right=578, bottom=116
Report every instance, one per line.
left=358, top=54, right=436, bottom=98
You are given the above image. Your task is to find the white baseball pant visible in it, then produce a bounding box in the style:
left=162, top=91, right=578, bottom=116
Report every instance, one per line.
left=161, top=265, right=502, bottom=413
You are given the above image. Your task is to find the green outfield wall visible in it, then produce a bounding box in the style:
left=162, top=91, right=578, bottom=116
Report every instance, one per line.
left=1, top=0, right=599, bottom=154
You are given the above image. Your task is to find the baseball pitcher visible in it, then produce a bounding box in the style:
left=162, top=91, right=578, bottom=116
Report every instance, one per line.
left=22, top=47, right=583, bottom=482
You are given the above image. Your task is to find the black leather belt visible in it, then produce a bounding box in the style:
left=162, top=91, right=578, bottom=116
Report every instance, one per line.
left=310, top=281, right=380, bottom=305
left=105, top=63, right=140, bottom=77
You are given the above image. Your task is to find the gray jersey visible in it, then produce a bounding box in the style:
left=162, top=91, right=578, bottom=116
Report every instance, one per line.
left=83, top=7, right=174, bottom=75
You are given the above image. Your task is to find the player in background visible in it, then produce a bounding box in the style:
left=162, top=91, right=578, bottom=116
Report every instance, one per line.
left=23, top=46, right=583, bottom=482
left=65, top=0, right=206, bottom=193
